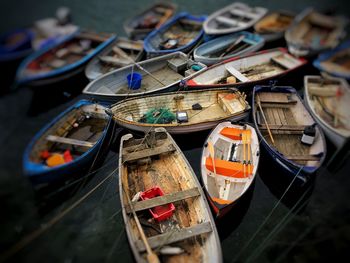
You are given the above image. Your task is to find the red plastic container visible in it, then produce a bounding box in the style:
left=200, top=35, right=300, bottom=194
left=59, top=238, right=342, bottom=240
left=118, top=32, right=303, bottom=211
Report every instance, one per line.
left=140, top=186, right=175, bottom=222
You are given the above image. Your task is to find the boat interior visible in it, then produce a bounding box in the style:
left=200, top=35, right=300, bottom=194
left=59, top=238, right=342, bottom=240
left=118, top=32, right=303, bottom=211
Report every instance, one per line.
left=29, top=104, right=108, bottom=165
left=97, top=39, right=144, bottom=73
left=290, top=12, right=342, bottom=46
left=211, top=5, right=264, bottom=30
left=255, top=91, right=325, bottom=167
left=25, top=32, right=109, bottom=74
left=121, top=130, right=215, bottom=262
left=321, top=48, right=350, bottom=74
left=194, top=51, right=302, bottom=85
left=113, top=90, right=248, bottom=125
left=255, top=12, right=294, bottom=33
left=91, top=54, right=200, bottom=95
left=203, top=125, right=258, bottom=204
left=307, top=77, right=350, bottom=133
left=202, top=36, right=254, bottom=58
left=155, top=18, right=202, bottom=49
left=132, top=5, right=175, bottom=30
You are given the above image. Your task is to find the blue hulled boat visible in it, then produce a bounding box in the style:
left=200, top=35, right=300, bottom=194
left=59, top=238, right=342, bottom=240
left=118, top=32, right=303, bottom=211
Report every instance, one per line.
left=16, top=31, right=116, bottom=86
left=313, top=40, right=350, bottom=80
left=193, top=31, right=265, bottom=65
left=143, top=12, right=206, bottom=58
left=252, top=84, right=327, bottom=185
left=23, top=100, right=114, bottom=189
left=0, top=28, right=34, bottom=63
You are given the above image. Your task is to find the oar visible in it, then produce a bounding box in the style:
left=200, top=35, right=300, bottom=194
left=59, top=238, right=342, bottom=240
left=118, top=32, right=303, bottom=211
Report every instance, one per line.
left=219, top=35, right=245, bottom=58
left=122, top=182, right=160, bottom=263
left=242, top=132, right=246, bottom=178
left=207, top=141, right=220, bottom=195
left=257, top=95, right=275, bottom=146
left=246, top=131, right=251, bottom=175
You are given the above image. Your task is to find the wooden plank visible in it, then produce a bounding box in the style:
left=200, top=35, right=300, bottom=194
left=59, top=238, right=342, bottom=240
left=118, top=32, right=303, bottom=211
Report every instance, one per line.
left=125, top=187, right=200, bottom=213
left=123, top=142, right=176, bottom=163
left=284, top=155, right=321, bottom=161
left=225, top=65, right=250, bottom=82
left=259, top=124, right=307, bottom=131
left=46, top=135, right=95, bottom=148
left=136, top=222, right=212, bottom=252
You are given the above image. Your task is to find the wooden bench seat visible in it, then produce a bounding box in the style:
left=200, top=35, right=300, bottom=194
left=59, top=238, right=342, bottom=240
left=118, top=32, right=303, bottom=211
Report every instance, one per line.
left=135, top=221, right=212, bottom=252
left=46, top=135, right=95, bottom=148
left=122, top=142, right=176, bottom=163
left=125, top=187, right=200, bottom=214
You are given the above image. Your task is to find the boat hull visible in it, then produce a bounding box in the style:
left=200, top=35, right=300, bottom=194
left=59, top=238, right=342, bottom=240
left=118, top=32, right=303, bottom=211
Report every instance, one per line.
left=22, top=100, right=114, bottom=189
left=303, top=76, right=350, bottom=149
left=193, top=31, right=265, bottom=66
left=143, top=12, right=206, bottom=58
left=186, top=48, right=307, bottom=89
left=16, top=31, right=116, bottom=86
left=83, top=52, right=206, bottom=103
left=252, top=85, right=327, bottom=185
left=119, top=128, right=222, bottom=263
left=114, top=111, right=249, bottom=134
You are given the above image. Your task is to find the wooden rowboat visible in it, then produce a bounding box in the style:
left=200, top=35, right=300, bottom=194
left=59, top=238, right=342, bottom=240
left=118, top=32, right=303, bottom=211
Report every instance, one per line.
left=16, top=30, right=116, bottom=86
left=83, top=52, right=206, bottom=103
left=23, top=100, right=114, bottom=189
left=193, top=31, right=265, bottom=66
left=201, top=122, right=259, bottom=218
left=252, top=85, right=327, bottom=185
left=304, top=75, right=350, bottom=149
left=110, top=88, right=250, bottom=134
left=85, top=37, right=144, bottom=81
left=285, top=8, right=347, bottom=57
left=119, top=127, right=222, bottom=263
left=186, top=48, right=306, bottom=89
left=313, top=40, right=350, bottom=80
left=143, top=12, right=206, bottom=58
left=253, top=11, right=294, bottom=42
left=203, top=2, right=267, bottom=35
left=123, top=2, right=177, bottom=40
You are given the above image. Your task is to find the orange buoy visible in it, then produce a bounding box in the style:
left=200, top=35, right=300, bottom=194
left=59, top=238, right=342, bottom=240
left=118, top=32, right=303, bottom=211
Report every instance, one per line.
left=46, top=153, right=65, bottom=167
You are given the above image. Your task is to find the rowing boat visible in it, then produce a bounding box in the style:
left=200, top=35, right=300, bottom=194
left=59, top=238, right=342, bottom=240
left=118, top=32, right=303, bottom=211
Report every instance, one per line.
left=313, top=40, right=350, bottom=80
left=123, top=2, right=177, bottom=40
left=252, top=84, right=327, bottom=185
left=85, top=37, right=144, bottom=81
left=201, top=122, right=259, bottom=218
left=143, top=12, right=206, bottom=58
left=186, top=48, right=306, bottom=89
left=304, top=75, right=350, bottom=149
left=285, top=8, right=347, bottom=57
left=23, top=100, right=114, bottom=189
left=193, top=31, right=265, bottom=66
left=119, top=127, right=222, bottom=262
left=83, top=52, right=206, bottom=102
left=203, top=2, right=267, bottom=35
left=110, top=88, right=250, bottom=134
left=253, top=11, right=294, bottom=42
left=16, top=30, right=116, bottom=86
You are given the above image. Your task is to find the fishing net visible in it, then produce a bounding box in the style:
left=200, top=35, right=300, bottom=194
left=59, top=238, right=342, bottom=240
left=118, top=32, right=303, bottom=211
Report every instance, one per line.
left=139, top=107, right=175, bottom=124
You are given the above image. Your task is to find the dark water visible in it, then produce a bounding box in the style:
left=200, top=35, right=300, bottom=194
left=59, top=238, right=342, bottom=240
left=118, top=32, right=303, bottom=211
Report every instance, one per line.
left=1, top=1, right=350, bottom=263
